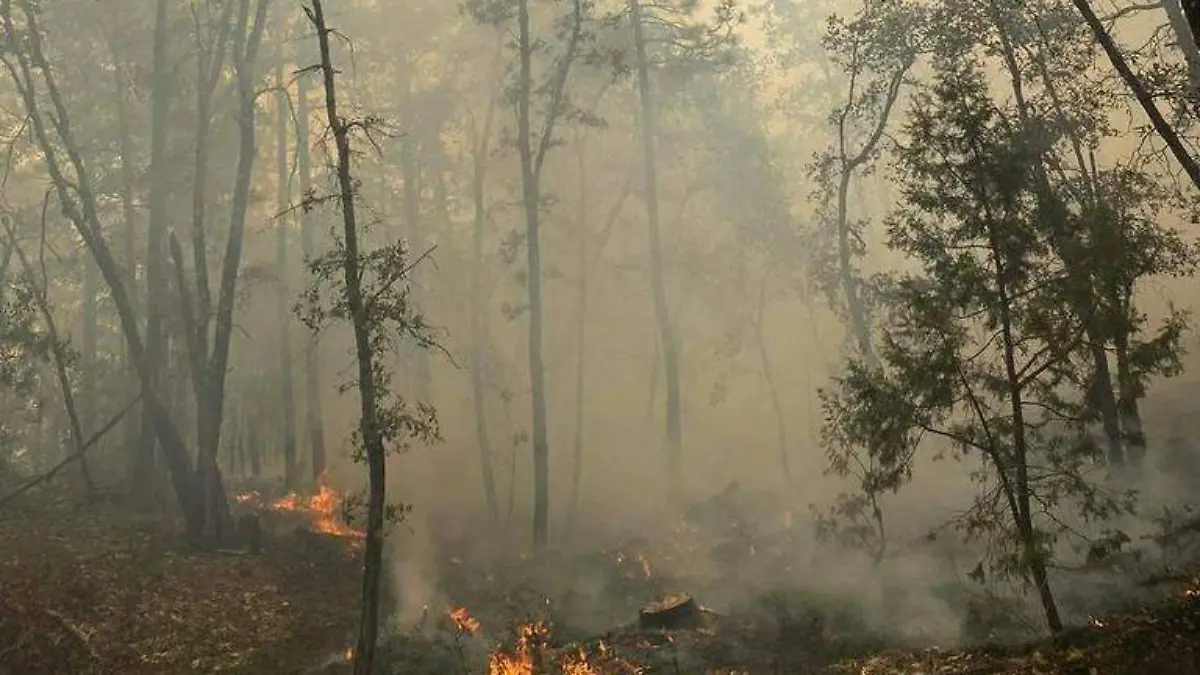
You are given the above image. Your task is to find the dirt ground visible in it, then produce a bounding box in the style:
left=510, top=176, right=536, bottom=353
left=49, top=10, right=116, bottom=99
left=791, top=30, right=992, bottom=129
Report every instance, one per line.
left=5, top=477, right=1200, bottom=674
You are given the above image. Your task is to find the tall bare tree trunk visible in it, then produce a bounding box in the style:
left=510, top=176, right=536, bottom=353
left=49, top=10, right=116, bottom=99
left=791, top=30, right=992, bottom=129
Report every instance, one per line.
left=296, top=62, right=327, bottom=482
left=306, top=2, right=387, bottom=670
left=140, top=0, right=172, bottom=507
left=113, top=59, right=144, bottom=495
left=754, top=276, right=790, bottom=484
left=630, top=0, right=683, bottom=507
left=470, top=83, right=500, bottom=521
left=400, top=62, right=432, bottom=404
left=0, top=0, right=203, bottom=529
left=567, top=139, right=589, bottom=532
left=515, top=0, right=553, bottom=550
left=275, top=1, right=298, bottom=489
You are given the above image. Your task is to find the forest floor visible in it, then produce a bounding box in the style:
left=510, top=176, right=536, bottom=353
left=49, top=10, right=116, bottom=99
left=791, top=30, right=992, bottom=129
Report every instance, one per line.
left=3, top=475, right=1200, bottom=674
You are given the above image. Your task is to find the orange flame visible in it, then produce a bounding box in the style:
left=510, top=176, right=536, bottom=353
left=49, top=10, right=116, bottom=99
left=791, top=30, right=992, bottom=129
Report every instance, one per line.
left=448, top=605, right=481, bottom=634
left=488, top=622, right=547, bottom=675
left=237, top=474, right=364, bottom=539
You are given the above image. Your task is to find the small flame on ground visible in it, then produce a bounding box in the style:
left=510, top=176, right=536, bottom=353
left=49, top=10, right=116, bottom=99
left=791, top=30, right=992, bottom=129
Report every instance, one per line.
left=448, top=605, right=481, bottom=634
left=488, top=621, right=548, bottom=675
left=237, top=473, right=364, bottom=539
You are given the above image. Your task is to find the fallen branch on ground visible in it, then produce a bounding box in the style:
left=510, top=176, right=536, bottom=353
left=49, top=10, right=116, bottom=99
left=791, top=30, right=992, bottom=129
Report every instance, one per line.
left=0, top=394, right=141, bottom=508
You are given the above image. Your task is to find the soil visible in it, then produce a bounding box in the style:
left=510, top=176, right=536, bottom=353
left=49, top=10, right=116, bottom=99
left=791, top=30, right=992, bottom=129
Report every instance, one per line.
left=4, top=478, right=1200, bottom=674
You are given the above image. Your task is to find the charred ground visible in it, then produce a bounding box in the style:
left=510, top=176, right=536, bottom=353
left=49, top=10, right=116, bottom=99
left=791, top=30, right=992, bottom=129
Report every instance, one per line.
left=5, top=469, right=1200, bottom=675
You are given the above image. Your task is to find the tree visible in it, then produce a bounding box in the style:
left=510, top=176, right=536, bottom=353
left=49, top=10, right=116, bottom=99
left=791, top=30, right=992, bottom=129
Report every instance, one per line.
left=274, top=1, right=299, bottom=490
left=301, top=1, right=439, bottom=670
left=467, top=0, right=588, bottom=548
left=822, top=57, right=1159, bottom=634
left=0, top=0, right=206, bottom=533
left=810, top=0, right=919, bottom=363
left=1069, top=0, right=1200, bottom=190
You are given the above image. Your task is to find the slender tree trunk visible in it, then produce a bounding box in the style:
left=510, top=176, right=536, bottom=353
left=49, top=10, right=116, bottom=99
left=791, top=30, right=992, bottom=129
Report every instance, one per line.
left=1113, top=309, right=1147, bottom=465
left=754, top=276, right=790, bottom=484
left=836, top=169, right=875, bottom=362
left=400, top=62, right=432, bottom=404
left=275, top=2, right=299, bottom=490
left=296, top=59, right=327, bottom=483
left=140, top=0, right=172, bottom=508
left=630, top=0, right=683, bottom=507
left=1164, top=0, right=1200, bottom=105
left=516, top=0, right=552, bottom=550
left=80, top=252, right=98, bottom=460
left=186, top=0, right=268, bottom=546
left=112, top=59, right=145, bottom=496
left=470, top=84, right=500, bottom=522
left=567, top=140, right=589, bottom=532
left=308, top=3, right=387, bottom=671
left=0, top=1, right=203, bottom=528
left=6, top=222, right=95, bottom=497
left=1072, top=0, right=1200, bottom=189
left=990, top=231, right=1063, bottom=634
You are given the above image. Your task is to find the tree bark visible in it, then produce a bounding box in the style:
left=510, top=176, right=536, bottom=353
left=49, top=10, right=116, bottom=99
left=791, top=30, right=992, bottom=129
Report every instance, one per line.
left=307, top=2, right=387, bottom=671
left=0, top=0, right=203, bottom=530
left=296, top=53, right=328, bottom=483
left=1072, top=0, right=1200, bottom=190
left=630, top=0, right=684, bottom=508
left=275, top=0, right=299, bottom=490
left=517, top=0, right=548, bottom=550
left=470, top=75, right=500, bottom=522
left=140, top=0, right=172, bottom=511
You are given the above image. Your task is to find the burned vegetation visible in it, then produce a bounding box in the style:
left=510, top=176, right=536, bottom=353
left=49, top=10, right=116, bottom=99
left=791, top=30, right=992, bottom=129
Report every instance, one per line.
left=6, top=0, right=1200, bottom=673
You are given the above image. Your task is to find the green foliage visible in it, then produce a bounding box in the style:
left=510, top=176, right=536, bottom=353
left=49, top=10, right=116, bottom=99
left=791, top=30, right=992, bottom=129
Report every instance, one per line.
left=820, top=56, right=1145, bottom=585
left=297, top=237, right=442, bottom=461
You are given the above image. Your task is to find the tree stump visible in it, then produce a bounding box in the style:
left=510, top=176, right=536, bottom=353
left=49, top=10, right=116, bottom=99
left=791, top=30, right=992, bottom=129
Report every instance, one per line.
left=639, top=592, right=702, bottom=631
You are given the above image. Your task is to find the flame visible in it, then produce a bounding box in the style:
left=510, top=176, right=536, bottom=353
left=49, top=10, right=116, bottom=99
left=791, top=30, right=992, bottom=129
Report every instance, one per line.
left=342, top=645, right=355, bottom=662
left=448, top=605, right=481, bottom=634
left=234, top=473, right=365, bottom=539
left=488, top=621, right=548, bottom=675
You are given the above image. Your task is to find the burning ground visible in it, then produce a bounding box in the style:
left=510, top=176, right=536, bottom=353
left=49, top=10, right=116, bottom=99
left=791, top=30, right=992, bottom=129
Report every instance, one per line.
left=5, top=475, right=1200, bottom=674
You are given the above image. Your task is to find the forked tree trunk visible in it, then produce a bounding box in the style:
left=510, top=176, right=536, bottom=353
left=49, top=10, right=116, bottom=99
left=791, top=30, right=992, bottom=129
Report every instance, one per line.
left=0, top=0, right=204, bottom=530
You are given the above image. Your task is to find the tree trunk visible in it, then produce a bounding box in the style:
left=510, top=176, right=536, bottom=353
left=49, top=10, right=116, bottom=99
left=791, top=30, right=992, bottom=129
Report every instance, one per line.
left=308, top=2, right=388, bottom=671
left=140, top=0, right=172, bottom=511
left=990, top=230, right=1063, bottom=635
left=567, top=140, right=589, bottom=532
left=400, top=62, right=432, bottom=404
left=112, top=59, right=146, bottom=500
left=194, top=0, right=268, bottom=546
left=470, top=84, right=500, bottom=521
left=275, top=2, right=299, bottom=490
left=1112, top=316, right=1146, bottom=465
left=754, top=276, right=790, bottom=485
left=630, top=0, right=683, bottom=508
left=296, top=58, right=327, bottom=484
left=516, top=0, right=552, bottom=550
left=1072, top=0, right=1200, bottom=190
left=0, top=1, right=203, bottom=531
left=836, top=169, right=875, bottom=363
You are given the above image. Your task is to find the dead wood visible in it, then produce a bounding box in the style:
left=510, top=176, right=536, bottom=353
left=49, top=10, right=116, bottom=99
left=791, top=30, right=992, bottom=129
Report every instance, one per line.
left=0, top=395, right=140, bottom=508
left=638, top=592, right=702, bottom=631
